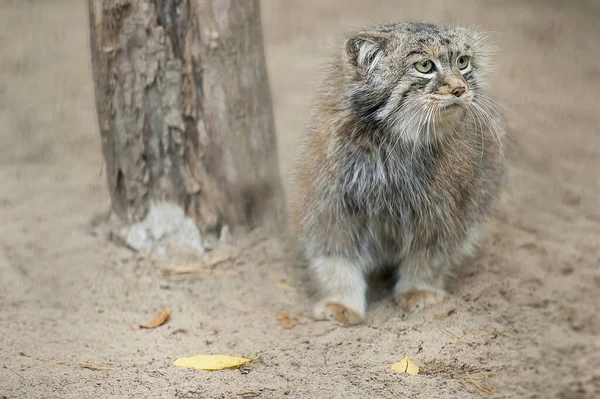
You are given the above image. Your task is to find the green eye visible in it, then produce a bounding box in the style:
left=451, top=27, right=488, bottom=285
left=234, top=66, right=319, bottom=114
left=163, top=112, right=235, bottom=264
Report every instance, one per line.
left=415, top=60, right=434, bottom=73
left=457, top=56, right=470, bottom=70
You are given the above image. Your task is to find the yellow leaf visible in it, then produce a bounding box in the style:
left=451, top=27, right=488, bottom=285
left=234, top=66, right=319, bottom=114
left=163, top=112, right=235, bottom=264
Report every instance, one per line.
left=276, top=282, right=295, bottom=292
left=140, top=310, right=171, bottom=329
left=392, top=356, right=419, bottom=376
left=173, top=354, right=253, bottom=371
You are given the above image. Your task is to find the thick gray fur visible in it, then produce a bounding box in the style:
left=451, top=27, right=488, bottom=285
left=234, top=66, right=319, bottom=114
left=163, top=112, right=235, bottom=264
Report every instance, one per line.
left=292, top=22, right=506, bottom=324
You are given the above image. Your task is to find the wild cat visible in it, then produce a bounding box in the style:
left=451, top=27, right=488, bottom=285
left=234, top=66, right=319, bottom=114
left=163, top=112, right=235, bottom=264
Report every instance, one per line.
left=291, top=22, right=506, bottom=324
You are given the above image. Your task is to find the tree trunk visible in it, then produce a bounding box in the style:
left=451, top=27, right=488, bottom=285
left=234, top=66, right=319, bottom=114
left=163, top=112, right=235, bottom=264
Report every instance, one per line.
left=88, top=0, right=285, bottom=250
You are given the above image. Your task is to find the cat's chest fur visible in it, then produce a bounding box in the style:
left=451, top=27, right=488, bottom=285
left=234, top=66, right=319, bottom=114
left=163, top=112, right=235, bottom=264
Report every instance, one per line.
left=335, top=134, right=482, bottom=256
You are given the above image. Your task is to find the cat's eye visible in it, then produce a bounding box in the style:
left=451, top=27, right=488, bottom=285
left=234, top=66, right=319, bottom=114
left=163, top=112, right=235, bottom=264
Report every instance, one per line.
left=457, top=56, right=470, bottom=70
left=415, top=60, right=434, bottom=74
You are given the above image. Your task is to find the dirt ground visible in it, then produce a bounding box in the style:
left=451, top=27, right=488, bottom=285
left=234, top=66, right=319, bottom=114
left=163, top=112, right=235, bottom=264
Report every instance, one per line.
left=1, top=1, right=599, bottom=398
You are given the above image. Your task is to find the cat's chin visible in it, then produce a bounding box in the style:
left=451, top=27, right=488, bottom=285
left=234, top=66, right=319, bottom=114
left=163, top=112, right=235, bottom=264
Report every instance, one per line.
left=440, top=100, right=466, bottom=111
left=437, top=102, right=467, bottom=121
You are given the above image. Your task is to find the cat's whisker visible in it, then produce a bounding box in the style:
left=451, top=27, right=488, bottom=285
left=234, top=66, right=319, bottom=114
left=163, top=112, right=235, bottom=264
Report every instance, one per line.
left=478, top=95, right=508, bottom=119
left=383, top=103, right=424, bottom=164
left=476, top=96, right=508, bottom=127
left=475, top=96, right=515, bottom=146
left=467, top=106, right=485, bottom=163
left=473, top=101, right=508, bottom=140
left=471, top=102, right=509, bottom=167
left=391, top=105, right=420, bottom=139
left=467, top=106, right=485, bottom=162
left=429, top=105, right=440, bottom=154
left=411, top=104, right=431, bottom=157
left=411, top=104, right=428, bottom=157
left=477, top=93, right=509, bottom=115
left=475, top=95, right=509, bottom=123
left=426, top=105, right=434, bottom=149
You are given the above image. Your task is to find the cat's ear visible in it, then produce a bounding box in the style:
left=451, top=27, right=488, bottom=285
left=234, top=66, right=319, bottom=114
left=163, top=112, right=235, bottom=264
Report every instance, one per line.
left=345, top=32, right=388, bottom=74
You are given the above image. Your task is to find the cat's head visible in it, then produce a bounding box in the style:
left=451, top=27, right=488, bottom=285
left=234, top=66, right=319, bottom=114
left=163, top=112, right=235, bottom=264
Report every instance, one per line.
left=343, top=22, right=495, bottom=141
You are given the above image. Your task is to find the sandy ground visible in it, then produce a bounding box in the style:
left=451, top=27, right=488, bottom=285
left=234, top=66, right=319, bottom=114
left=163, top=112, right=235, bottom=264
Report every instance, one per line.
left=1, top=1, right=599, bottom=398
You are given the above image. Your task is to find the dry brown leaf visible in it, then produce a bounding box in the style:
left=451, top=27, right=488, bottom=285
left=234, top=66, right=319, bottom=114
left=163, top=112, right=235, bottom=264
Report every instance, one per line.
left=50, top=360, right=114, bottom=370
left=80, top=362, right=114, bottom=371
left=433, top=308, right=457, bottom=320
left=164, top=266, right=203, bottom=275
left=276, top=312, right=296, bottom=329
left=276, top=312, right=307, bottom=329
left=162, top=256, right=238, bottom=281
left=49, top=360, right=72, bottom=365
left=220, top=391, right=262, bottom=399
left=140, top=310, right=171, bottom=329
left=164, top=256, right=233, bottom=275
left=165, top=270, right=238, bottom=281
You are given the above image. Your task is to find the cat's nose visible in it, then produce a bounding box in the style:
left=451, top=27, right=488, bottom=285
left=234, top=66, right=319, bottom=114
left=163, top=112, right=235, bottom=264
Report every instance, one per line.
left=452, top=86, right=466, bottom=97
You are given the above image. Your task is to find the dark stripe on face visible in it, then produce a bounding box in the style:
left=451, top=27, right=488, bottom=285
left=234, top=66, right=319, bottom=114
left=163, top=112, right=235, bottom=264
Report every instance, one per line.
left=448, top=50, right=458, bottom=63
left=350, top=85, right=391, bottom=133
left=466, top=77, right=479, bottom=94
left=397, top=80, right=427, bottom=109
left=406, top=50, right=428, bottom=58
left=351, top=77, right=429, bottom=132
left=430, top=74, right=445, bottom=92
left=464, top=73, right=477, bottom=87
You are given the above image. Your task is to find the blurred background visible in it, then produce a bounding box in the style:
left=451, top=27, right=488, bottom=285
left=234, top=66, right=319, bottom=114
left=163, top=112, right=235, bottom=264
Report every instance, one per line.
left=1, top=1, right=598, bottom=398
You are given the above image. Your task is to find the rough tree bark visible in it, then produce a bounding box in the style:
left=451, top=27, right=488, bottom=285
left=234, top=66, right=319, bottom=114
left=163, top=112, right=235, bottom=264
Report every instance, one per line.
left=88, top=0, right=285, bottom=250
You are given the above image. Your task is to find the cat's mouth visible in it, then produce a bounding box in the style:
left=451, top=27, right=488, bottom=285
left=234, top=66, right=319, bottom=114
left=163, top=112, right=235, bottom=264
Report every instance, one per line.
left=442, top=102, right=462, bottom=109
left=423, top=94, right=471, bottom=121
left=427, top=94, right=470, bottom=111
left=437, top=100, right=467, bottom=115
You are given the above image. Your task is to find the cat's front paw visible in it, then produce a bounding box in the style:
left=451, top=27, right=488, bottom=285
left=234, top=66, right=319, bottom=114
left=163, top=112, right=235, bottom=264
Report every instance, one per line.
left=395, top=289, right=446, bottom=313
left=313, top=300, right=365, bottom=325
